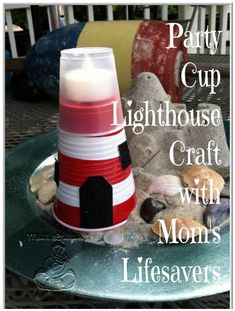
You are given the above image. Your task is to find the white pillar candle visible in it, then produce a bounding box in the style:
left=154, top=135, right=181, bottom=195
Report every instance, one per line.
left=62, top=56, right=114, bottom=102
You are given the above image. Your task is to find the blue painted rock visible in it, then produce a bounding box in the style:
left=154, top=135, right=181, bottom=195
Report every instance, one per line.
left=26, top=23, right=85, bottom=98
left=203, top=198, right=230, bottom=228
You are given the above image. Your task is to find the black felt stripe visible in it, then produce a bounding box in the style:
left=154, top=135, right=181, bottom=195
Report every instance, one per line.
left=118, top=141, right=132, bottom=170
left=54, top=158, right=59, bottom=186
left=80, top=176, right=113, bottom=229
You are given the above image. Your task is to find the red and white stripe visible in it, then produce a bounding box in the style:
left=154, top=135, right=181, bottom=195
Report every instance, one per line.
left=58, top=128, right=126, bottom=160
left=54, top=127, right=136, bottom=231
left=57, top=171, right=135, bottom=207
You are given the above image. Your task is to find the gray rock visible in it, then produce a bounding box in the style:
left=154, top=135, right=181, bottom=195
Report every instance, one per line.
left=203, top=198, right=230, bottom=228
left=122, top=72, right=230, bottom=176
left=220, top=178, right=230, bottom=198
left=122, top=72, right=171, bottom=104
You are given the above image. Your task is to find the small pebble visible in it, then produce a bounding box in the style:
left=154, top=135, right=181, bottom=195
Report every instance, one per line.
left=203, top=198, right=230, bottom=228
left=132, top=167, right=144, bottom=177
left=103, top=231, right=124, bottom=245
left=140, top=198, right=166, bottom=223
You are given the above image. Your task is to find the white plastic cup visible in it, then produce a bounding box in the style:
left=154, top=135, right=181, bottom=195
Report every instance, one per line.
left=59, top=47, right=124, bottom=135
left=58, top=128, right=126, bottom=160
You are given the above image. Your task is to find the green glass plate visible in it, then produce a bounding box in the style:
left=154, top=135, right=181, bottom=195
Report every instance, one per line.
left=5, top=129, right=230, bottom=302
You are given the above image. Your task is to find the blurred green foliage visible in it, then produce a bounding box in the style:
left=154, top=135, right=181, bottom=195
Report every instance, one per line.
left=10, top=9, right=27, bottom=27
left=168, top=5, right=178, bottom=14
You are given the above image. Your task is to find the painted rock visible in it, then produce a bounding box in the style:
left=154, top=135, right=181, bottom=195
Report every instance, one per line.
left=26, top=21, right=186, bottom=101
left=203, top=198, right=230, bottom=228
left=26, top=23, right=85, bottom=98
left=181, top=165, right=224, bottom=201
left=140, top=197, right=166, bottom=223
left=148, top=175, right=182, bottom=197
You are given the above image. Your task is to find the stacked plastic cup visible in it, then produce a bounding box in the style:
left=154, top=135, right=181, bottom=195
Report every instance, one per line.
left=53, top=47, right=136, bottom=232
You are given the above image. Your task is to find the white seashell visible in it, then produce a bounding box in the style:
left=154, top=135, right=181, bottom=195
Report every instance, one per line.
left=181, top=165, right=224, bottom=201
left=30, top=164, right=55, bottom=192
left=148, top=175, right=182, bottom=197
left=38, top=180, right=56, bottom=205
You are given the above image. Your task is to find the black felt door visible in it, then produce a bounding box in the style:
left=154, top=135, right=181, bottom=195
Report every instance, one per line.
left=80, top=176, right=113, bottom=229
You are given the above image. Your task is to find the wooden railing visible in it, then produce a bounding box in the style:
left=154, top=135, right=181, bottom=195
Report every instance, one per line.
left=5, top=4, right=230, bottom=58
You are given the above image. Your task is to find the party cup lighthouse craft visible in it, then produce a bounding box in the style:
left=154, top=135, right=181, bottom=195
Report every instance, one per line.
left=53, top=47, right=136, bottom=231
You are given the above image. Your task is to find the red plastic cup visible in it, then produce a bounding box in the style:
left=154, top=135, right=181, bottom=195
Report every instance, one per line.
left=58, top=127, right=127, bottom=160
left=58, top=151, right=132, bottom=186
left=59, top=96, right=124, bottom=135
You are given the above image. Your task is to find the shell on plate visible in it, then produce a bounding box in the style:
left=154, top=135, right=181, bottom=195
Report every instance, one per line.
left=181, top=165, right=224, bottom=201
left=147, top=175, right=183, bottom=197
left=30, top=164, right=55, bottom=192
left=151, top=216, right=204, bottom=240
left=37, top=180, right=56, bottom=205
